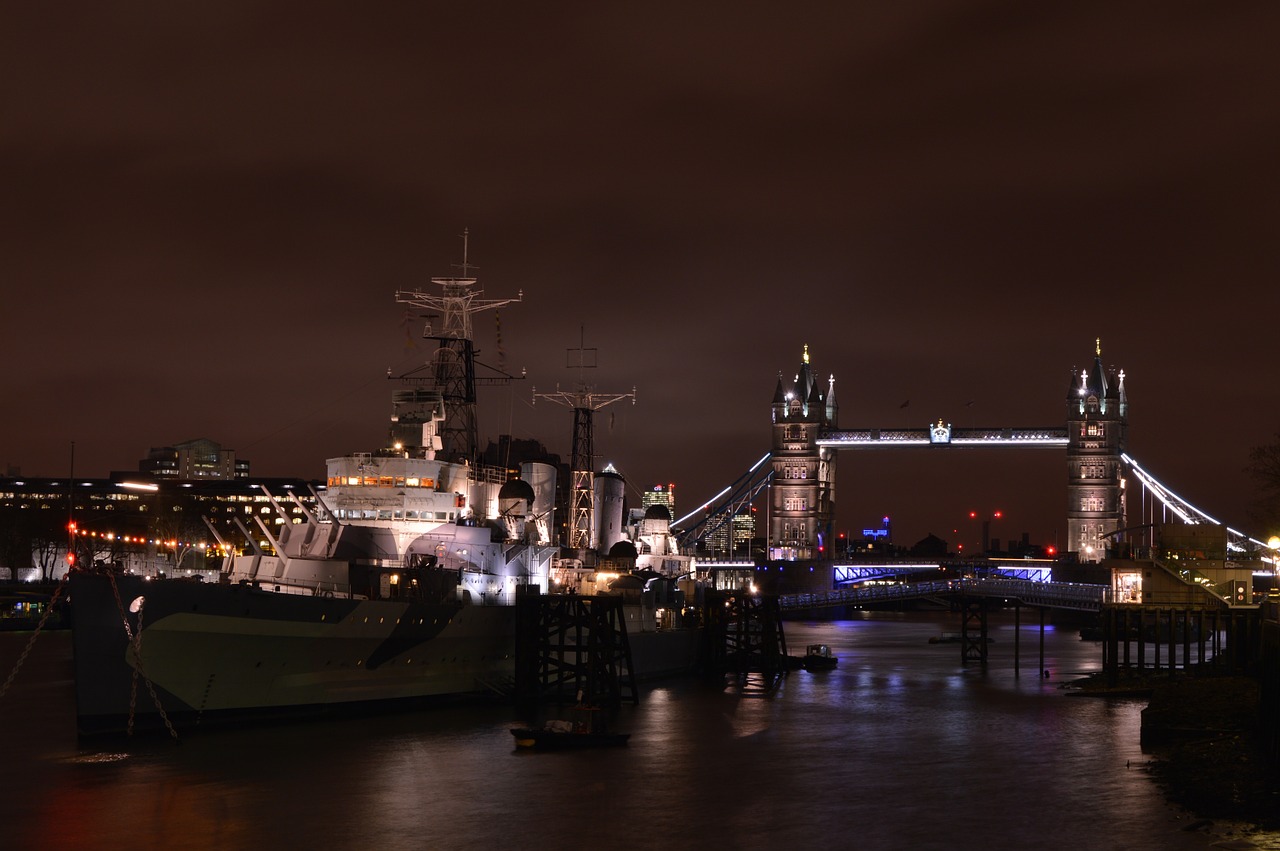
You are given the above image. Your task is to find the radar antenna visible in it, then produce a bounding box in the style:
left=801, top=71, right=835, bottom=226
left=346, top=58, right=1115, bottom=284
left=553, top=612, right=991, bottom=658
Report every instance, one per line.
left=532, top=327, right=636, bottom=551
left=393, top=231, right=524, bottom=464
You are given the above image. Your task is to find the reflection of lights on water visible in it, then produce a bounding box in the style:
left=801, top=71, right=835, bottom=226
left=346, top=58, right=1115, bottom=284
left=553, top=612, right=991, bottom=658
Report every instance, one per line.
left=65, top=753, right=130, bottom=764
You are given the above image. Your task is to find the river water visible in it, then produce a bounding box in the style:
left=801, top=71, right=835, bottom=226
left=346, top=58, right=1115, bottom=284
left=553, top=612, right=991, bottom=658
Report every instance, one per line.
left=2, top=612, right=1277, bottom=851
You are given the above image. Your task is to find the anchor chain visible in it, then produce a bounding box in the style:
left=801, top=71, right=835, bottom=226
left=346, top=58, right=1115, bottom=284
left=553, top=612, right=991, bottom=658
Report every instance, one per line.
left=0, top=572, right=70, bottom=703
left=106, top=572, right=179, bottom=741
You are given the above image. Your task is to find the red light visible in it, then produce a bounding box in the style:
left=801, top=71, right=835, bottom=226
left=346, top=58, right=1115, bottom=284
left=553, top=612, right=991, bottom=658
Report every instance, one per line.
left=66, top=553, right=76, bottom=565
left=968, top=511, right=976, bottom=519
left=1046, top=546, right=1056, bottom=556
left=994, top=511, right=1003, bottom=519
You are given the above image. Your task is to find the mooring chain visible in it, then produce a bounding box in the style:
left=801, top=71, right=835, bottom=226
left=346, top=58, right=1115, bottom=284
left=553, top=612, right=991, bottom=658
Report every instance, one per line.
left=106, top=573, right=179, bottom=741
left=0, top=573, right=70, bottom=704
left=132, top=605, right=179, bottom=740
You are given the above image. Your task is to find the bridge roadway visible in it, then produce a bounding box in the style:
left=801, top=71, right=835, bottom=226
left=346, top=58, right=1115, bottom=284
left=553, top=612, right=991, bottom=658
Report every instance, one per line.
left=778, top=577, right=1107, bottom=613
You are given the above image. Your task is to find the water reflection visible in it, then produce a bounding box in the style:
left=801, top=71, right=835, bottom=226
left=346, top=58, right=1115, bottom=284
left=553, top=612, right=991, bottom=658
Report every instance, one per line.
left=3, top=617, right=1278, bottom=851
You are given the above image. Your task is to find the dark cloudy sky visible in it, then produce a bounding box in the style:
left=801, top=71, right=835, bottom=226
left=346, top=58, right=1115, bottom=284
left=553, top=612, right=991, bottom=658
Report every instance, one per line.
left=3, top=2, right=1278, bottom=550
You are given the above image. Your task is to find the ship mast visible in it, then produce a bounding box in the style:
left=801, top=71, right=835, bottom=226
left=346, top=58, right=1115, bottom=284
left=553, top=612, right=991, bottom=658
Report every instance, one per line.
left=533, top=328, right=635, bottom=551
left=394, top=230, right=523, bottom=465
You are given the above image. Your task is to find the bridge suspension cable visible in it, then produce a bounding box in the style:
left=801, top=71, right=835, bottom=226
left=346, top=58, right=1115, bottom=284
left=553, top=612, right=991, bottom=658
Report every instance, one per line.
left=1121, top=453, right=1267, bottom=551
left=672, top=452, right=773, bottom=548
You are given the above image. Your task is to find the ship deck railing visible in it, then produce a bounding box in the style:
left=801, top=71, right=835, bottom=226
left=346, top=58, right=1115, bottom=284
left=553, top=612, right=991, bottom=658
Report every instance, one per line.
left=470, top=464, right=509, bottom=485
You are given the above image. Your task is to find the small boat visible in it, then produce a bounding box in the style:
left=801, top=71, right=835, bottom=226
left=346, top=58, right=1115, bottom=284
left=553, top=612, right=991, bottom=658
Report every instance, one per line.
left=511, top=701, right=630, bottom=749
left=801, top=643, right=838, bottom=671
left=510, top=720, right=631, bottom=750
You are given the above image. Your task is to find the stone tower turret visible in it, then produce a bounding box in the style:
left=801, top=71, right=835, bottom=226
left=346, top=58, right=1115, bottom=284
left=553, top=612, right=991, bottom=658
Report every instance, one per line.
left=769, top=345, right=837, bottom=560
left=1065, top=339, right=1127, bottom=562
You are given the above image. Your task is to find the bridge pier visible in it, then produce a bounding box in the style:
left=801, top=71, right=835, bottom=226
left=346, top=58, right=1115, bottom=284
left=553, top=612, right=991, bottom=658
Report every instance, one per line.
left=1102, top=604, right=1243, bottom=685
left=1014, top=603, right=1019, bottom=674
left=1010, top=603, right=1048, bottom=677
left=514, top=593, right=638, bottom=711
left=704, top=591, right=789, bottom=686
left=959, top=597, right=989, bottom=664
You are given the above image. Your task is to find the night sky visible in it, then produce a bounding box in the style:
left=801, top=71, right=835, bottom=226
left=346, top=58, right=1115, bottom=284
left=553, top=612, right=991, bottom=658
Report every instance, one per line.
left=4, top=3, right=1279, bottom=550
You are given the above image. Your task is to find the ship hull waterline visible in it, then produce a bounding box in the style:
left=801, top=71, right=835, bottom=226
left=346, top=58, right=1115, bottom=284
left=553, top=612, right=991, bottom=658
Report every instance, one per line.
left=69, top=572, right=700, bottom=737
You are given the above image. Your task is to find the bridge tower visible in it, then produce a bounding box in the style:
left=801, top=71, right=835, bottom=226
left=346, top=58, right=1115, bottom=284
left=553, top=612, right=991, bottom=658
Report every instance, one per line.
left=1066, top=339, right=1127, bottom=562
left=768, top=345, right=837, bottom=560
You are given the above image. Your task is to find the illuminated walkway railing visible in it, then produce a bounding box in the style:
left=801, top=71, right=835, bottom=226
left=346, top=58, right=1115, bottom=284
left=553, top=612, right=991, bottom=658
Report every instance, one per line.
left=779, top=578, right=1106, bottom=613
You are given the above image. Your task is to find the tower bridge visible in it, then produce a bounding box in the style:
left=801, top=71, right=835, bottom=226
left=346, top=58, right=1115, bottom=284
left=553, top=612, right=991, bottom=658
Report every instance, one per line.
left=679, top=342, right=1277, bottom=706
left=673, top=340, right=1272, bottom=566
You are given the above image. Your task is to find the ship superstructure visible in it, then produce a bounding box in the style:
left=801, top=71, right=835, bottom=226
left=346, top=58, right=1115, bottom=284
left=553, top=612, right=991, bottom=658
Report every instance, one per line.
left=70, top=247, right=568, bottom=734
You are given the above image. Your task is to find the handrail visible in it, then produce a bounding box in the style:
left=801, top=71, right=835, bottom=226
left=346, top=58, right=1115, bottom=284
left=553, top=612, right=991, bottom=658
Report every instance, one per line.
left=780, top=578, right=1107, bottom=613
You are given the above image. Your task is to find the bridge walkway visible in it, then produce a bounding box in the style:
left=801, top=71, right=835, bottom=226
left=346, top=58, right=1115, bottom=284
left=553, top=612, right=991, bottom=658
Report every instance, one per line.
left=779, top=577, right=1107, bottom=613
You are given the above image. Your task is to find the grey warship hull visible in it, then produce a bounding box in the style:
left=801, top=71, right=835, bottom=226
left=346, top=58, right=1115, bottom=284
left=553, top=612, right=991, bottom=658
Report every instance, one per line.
left=70, top=571, right=521, bottom=736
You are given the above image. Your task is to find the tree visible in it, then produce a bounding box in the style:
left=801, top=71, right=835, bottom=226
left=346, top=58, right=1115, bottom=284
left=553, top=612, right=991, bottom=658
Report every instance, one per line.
left=1245, top=428, right=1280, bottom=535
left=0, top=513, right=38, bottom=580
left=31, top=537, right=64, bottom=581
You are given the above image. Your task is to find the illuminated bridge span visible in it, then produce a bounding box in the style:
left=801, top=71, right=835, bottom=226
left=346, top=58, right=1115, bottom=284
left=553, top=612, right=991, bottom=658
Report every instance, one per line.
left=818, top=426, right=1068, bottom=448
left=779, top=578, right=1106, bottom=613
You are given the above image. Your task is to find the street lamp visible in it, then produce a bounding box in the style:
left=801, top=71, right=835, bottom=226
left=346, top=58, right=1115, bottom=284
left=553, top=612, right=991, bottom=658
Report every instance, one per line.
left=1268, top=536, right=1280, bottom=596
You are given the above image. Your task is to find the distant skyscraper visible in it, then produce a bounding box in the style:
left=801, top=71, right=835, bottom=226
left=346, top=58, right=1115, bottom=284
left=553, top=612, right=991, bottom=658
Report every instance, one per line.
left=706, top=509, right=756, bottom=558
left=642, top=483, right=676, bottom=517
